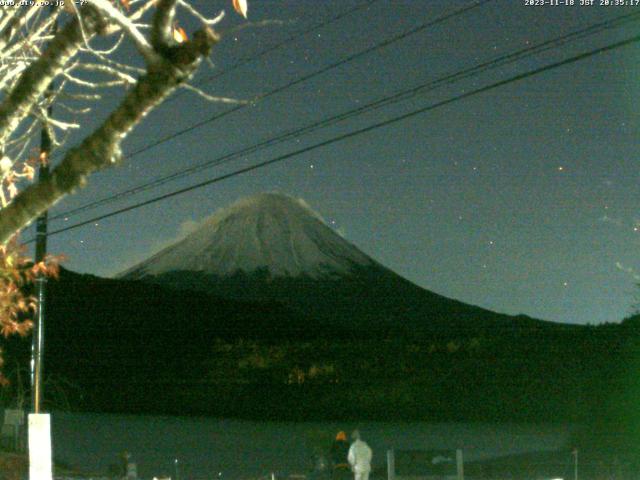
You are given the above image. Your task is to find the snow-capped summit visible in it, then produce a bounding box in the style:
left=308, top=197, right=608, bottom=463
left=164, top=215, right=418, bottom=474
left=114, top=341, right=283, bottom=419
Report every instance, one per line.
left=118, top=192, right=538, bottom=335
left=121, top=192, right=374, bottom=280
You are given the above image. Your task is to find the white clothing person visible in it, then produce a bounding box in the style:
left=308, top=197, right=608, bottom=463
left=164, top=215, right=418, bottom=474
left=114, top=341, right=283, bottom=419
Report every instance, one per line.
left=348, top=430, right=372, bottom=480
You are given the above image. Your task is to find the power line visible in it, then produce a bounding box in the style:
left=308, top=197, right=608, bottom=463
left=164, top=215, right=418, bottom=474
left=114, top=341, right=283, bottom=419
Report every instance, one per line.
left=169, top=0, right=381, bottom=103
left=124, top=0, right=493, bottom=158
left=47, top=0, right=381, bottom=166
left=50, top=9, right=640, bottom=221
left=29, top=32, right=640, bottom=242
left=43, top=0, right=501, bottom=221
left=48, top=0, right=493, bottom=170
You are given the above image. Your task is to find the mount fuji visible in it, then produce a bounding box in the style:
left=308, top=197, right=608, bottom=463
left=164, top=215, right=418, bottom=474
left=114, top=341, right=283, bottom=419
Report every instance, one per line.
left=121, top=192, right=374, bottom=280
left=16, top=193, right=631, bottom=423
left=120, top=192, right=542, bottom=334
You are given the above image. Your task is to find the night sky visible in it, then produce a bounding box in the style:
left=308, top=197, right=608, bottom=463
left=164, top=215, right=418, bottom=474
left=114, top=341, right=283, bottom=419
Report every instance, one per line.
left=30, top=0, right=640, bottom=325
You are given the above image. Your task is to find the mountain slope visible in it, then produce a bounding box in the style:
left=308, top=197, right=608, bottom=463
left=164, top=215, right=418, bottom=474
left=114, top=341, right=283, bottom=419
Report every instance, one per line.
left=120, top=193, right=552, bottom=334
left=121, top=193, right=374, bottom=279
left=4, top=193, right=635, bottom=424
left=9, top=267, right=632, bottom=424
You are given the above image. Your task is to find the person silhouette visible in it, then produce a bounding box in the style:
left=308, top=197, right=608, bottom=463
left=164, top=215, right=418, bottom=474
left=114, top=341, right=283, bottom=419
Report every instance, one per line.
left=348, top=430, right=372, bottom=480
left=331, top=431, right=351, bottom=480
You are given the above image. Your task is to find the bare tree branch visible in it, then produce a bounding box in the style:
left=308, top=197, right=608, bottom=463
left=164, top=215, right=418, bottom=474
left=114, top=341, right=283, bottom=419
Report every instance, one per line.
left=0, top=27, right=219, bottom=243
left=87, top=0, right=160, bottom=64
left=152, top=0, right=179, bottom=51
left=0, top=6, right=107, bottom=150
left=179, top=83, right=247, bottom=104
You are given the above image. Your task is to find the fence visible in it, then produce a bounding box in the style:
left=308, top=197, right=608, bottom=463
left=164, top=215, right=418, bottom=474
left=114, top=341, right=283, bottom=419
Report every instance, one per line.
left=387, top=449, right=463, bottom=480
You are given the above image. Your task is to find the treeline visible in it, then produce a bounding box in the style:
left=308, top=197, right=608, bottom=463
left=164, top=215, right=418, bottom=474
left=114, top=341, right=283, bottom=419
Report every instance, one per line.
left=2, top=268, right=640, bottom=446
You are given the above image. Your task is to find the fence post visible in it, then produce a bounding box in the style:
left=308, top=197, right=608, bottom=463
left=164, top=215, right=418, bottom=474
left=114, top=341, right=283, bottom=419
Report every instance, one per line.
left=456, top=450, right=464, bottom=480
left=387, top=450, right=395, bottom=480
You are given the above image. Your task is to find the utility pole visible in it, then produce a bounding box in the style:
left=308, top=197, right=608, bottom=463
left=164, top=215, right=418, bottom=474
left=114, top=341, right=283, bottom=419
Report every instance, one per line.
left=31, top=74, right=52, bottom=416
left=28, top=66, right=54, bottom=480
left=28, top=9, right=56, bottom=480
left=30, top=5, right=56, bottom=418
left=31, top=126, right=50, bottom=414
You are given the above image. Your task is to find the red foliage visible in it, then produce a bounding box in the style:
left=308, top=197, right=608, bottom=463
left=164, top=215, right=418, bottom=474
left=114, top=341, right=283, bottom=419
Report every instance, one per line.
left=0, top=234, right=61, bottom=385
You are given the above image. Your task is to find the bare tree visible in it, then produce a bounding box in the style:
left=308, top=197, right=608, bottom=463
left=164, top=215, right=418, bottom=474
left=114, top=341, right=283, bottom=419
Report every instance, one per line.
left=0, top=0, right=249, bottom=380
